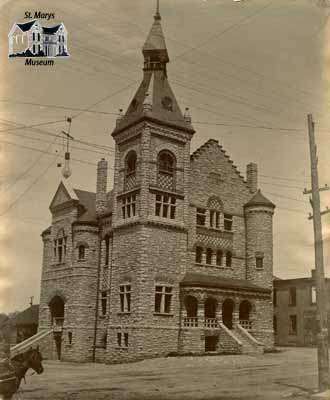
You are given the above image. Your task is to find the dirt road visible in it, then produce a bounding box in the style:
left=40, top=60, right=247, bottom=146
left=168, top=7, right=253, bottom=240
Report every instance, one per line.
left=17, top=348, right=319, bottom=399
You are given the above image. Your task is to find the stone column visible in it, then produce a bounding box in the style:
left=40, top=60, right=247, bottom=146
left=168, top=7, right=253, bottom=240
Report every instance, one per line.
left=197, top=295, right=205, bottom=328
left=232, top=298, right=240, bottom=326
left=201, top=249, right=206, bottom=265
left=211, top=251, right=216, bottom=266
left=216, top=298, right=222, bottom=323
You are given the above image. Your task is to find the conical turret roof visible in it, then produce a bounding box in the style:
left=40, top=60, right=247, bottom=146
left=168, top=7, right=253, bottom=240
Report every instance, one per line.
left=244, top=189, right=275, bottom=208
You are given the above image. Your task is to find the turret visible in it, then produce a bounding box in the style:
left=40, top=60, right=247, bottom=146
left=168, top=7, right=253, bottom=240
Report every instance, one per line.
left=244, top=190, right=275, bottom=288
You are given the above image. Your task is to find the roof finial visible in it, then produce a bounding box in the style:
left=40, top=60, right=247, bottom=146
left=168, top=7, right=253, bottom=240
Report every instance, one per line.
left=154, top=0, right=161, bottom=20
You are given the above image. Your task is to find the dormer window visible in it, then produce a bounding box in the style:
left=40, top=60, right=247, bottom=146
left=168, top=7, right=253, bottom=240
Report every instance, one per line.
left=157, top=150, right=176, bottom=190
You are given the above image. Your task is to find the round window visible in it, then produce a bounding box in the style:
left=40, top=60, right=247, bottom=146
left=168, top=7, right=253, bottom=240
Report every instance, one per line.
left=162, top=96, right=173, bottom=111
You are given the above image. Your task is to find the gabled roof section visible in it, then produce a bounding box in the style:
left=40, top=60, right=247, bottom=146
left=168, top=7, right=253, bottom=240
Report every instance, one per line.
left=49, top=181, right=79, bottom=210
left=74, top=189, right=96, bottom=222
left=181, top=272, right=270, bottom=293
left=16, top=20, right=38, bottom=32
left=13, top=305, right=39, bottom=326
left=190, top=139, right=247, bottom=185
left=42, top=24, right=62, bottom=34
left=244, top=189, right=275, bottom=209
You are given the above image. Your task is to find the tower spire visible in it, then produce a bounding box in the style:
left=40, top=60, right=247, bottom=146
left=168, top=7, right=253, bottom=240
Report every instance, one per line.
left=155, top=0, right=161, bottom=20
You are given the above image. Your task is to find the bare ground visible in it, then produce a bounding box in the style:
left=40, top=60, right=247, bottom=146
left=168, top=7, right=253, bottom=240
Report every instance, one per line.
left=15, top=347, right=321, bottom=400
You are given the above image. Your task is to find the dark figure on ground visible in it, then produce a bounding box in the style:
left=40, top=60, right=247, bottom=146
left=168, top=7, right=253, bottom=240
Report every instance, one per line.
left=0, top=347, right=43, bottom=399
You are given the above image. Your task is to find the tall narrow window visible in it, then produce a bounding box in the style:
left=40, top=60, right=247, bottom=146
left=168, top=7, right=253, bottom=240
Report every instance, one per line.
left=196, top=208, right=206, bottom=226
left=206, top=248, right=212, bottom=265
left=155, top=285, right=172, bottom=314
left=157, top=150, right=175, bottom=190
left=289, top=315, right=297, bottom=335
left=210, top=211, right=220, bottom=228
left=119, top=284, right=131, bottom=313
left=122, top=194, right=136, bottom=219
left=195, top=247, right=203, bottom=264
left=256, top=256, right=263, bottom=270
left=105, top=236, right=110, bottom=266
left=155, top=194, right=176, bottom=219
left=311, top=286, right=316, bottom=304
left=32, top=32, right=35, bottom=40
left=124, top=332, right=129, bottom=347
left=289, top=287, right=296, bottom=306
left=78, top=245, right=85, bottom=261
left=224, top=214, right=233, bottom=231
left=226, top=251, right=232, bottom=268
left=216, top=250, right=223, bottom=266
left=273, top=288, right=277, bottom=307
left=101, top=291, right=107, bottom=316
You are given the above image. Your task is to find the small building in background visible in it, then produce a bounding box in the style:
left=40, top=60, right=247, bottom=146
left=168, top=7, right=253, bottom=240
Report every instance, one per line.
left=273, top=270, right=330, bottom=346
left=0, top=305, right=39, bottom=345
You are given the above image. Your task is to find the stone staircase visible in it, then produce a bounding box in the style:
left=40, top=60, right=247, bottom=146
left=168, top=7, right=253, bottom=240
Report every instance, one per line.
left=10, top=329, right=53, bottom=358
left=233, top=324, right=264, bottom=355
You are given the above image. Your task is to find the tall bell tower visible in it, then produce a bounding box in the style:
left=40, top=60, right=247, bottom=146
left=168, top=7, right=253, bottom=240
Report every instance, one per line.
left=107, top=4, right=195, bottom=363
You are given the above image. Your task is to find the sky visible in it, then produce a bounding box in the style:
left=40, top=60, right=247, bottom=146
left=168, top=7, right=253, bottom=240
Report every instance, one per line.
left=0, top=0, right=330, bottom=313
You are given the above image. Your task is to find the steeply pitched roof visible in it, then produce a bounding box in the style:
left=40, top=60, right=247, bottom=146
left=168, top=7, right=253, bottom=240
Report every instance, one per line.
left=9, top=305, right=39, bottom=326
left=112, top=13, right=194, bottom=136
left=17, top=20, right=37, bottom=32
left=143, top=16, right=169, bottom=61
left=180, top=272, right=271, bottom=293
left=244, top=189, right=275, bottom=208
left=42, top=25, right=61, bottom=34
left=74, top=189, right=96, bottom=222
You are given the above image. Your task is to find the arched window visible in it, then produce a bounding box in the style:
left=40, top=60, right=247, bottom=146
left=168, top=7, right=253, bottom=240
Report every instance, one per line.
left=125, top=151, right=137, bottom=190
left=206, top=248, right=213, bottom=265
left=125, top=151, right=137, bottom=176
left=195, top=246, right=203, bottom=264
left=157, top=150, right=176, bottom=190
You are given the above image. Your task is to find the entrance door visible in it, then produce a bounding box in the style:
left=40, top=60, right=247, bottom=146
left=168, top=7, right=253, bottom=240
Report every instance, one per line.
left=205, top=336, right=218, bottom=352
left=222, top=299, right=234, bottom=329
left=54, top=332, right=62, bottom=360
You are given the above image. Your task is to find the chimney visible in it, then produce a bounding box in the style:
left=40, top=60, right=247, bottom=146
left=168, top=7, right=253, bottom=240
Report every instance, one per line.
left=246, top=163, right=258, bottom=193
left=96, top=158, right=108, bottom=216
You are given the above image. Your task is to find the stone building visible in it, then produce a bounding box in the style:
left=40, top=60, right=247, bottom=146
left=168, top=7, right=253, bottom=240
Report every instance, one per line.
left=37, top=8, right=275, bottom=363
left=274, top=271, right=330, bottom=347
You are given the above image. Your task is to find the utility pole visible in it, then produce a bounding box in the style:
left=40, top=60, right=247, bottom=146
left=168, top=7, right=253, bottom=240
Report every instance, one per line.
left=303, top=113, right=330, bottom=392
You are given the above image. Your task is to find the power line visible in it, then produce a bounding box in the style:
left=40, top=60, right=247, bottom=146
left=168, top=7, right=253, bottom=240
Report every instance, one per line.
left=1, top=136, right=59, bottom=193
left=0, top=99, right=120, bottom=116
left=0, top=138, right=101, bottom=168
left=260, top=180, right=303, bottom=190
left=0, top=154, right=60, bottom=217
left=263, top=191, right=308, bottom=204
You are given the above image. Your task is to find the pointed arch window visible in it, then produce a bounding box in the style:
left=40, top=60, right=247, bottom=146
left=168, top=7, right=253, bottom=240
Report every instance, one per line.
left=157, top=150, right=176, bottom=190
left=125, top=151, right=137, bottom=190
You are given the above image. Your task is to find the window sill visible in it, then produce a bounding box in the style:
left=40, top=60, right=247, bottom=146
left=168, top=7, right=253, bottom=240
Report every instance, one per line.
left=194, top=263, right=232, bottom=269
left=154, top=313, right=174, bottom=317
left=117, top=312, right=131, bottom=315
left=116, top=347, right=128, bottom=350
left=77, top=259, right=86, bottom=262
left=98, top=315, right=107, bottom=319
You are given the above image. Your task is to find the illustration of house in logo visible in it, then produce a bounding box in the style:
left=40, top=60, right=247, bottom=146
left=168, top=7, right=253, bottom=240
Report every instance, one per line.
left=8, top=20, right=69, bottom=58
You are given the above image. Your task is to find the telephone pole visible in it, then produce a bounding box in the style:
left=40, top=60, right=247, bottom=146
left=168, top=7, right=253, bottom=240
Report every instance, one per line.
left=304, top=113, right=330, bottom=392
